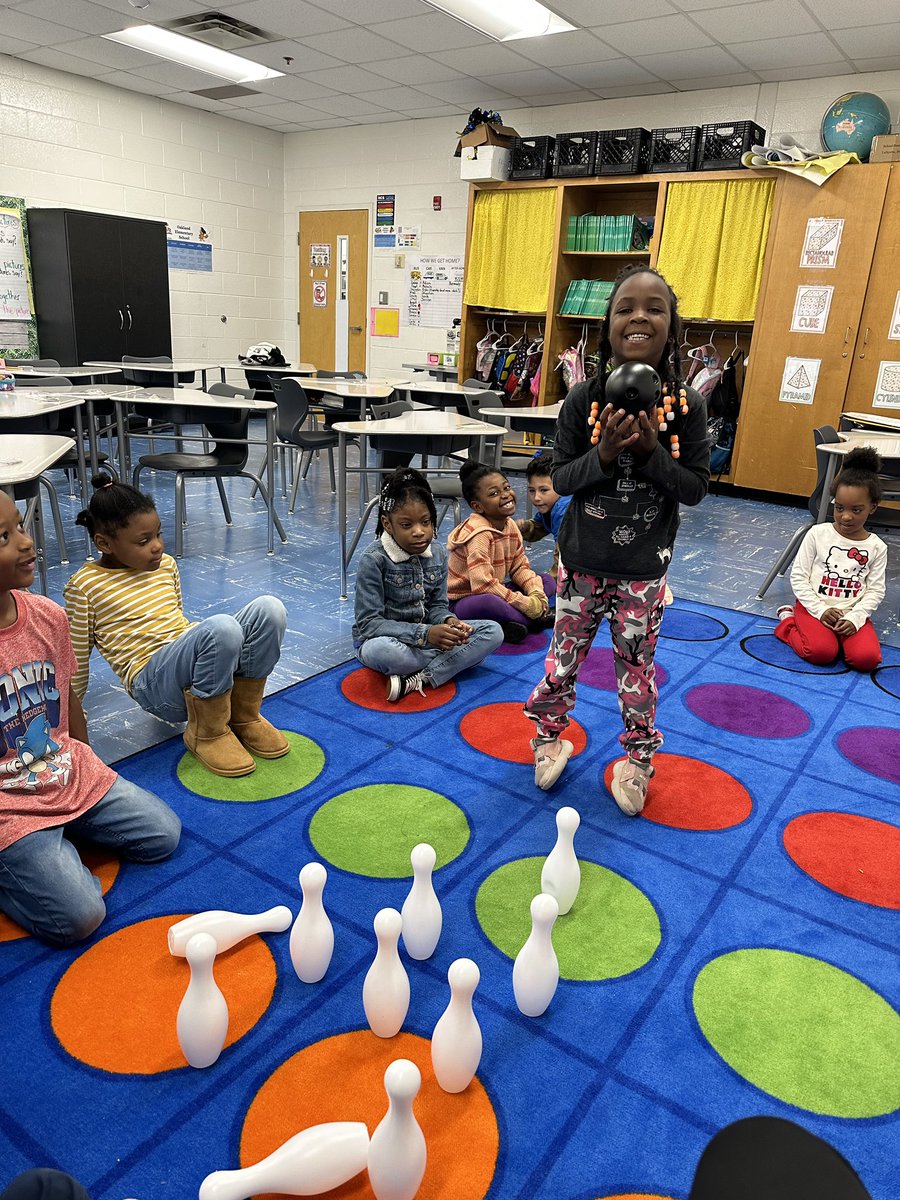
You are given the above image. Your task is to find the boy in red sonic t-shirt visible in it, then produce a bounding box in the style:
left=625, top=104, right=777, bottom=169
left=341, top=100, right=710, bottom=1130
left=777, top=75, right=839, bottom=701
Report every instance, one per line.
left=0, top=493, right=180, bottom=946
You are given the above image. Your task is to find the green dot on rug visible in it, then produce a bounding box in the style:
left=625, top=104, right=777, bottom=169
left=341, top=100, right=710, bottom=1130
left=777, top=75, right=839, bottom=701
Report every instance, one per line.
left=177, top=732, right=325, bottom=802
left=475, top=857, right=660, bottom=981
left=308, top=785, right=470, bottom=878
left=693, top=949, right=900, bottom=1117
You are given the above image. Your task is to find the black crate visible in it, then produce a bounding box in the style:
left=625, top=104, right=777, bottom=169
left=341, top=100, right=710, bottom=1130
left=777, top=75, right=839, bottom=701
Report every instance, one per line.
left=699, top=120, right=767, bottom=169
left=596, top=127, right=652, bottom=175
left=510, top=135, right=556, bottom=180
left=554, top=130, right=598, bottom=177
left=649, top=126, right=701, bottom=173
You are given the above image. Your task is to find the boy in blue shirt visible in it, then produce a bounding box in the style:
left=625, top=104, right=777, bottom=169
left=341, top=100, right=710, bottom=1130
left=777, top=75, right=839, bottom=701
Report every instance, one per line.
left=517, top=452, right=572, bottom=581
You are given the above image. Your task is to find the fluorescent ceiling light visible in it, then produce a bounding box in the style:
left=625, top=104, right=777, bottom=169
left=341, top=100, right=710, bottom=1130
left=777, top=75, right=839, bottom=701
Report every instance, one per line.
left=103, top=25, right=284, bottom=83
left=424, top=0, right=575, bottom=41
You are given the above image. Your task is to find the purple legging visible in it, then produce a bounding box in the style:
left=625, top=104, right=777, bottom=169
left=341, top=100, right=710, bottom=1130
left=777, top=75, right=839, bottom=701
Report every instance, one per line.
left=452, top=573, right=555, bottom=626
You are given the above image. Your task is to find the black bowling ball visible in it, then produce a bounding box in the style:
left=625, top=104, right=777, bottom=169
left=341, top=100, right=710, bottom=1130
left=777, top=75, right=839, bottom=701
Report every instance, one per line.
left=605, top=362, right=662, bottom=416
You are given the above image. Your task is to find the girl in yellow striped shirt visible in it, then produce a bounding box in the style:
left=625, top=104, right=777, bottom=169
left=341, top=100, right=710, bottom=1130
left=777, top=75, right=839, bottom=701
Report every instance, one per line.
left=64, top=475, right=289, bottom=779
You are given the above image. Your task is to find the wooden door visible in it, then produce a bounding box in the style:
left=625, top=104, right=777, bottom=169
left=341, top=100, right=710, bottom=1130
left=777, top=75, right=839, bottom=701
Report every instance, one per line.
left=67, top=211, right=128, bottom=362
left=120, top=217, right=172, bottom=358
left=843, top=164, right=900, bottom=420
left=298, top=209, right=368, bottom=373
left=731, top=165, right=890, bottom=496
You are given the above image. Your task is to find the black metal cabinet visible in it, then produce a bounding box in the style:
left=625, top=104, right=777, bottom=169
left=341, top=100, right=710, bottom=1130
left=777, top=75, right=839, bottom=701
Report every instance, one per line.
left=27, top=208, right=172, bottom=364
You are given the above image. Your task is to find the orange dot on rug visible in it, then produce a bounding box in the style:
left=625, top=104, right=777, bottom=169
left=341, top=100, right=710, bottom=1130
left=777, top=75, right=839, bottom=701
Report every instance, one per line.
left=459, top=702, right=587, bottom=764
left=0, top=848, right=120, bottom=943
left=784, top=812, right=900, bottom=908
left=241, top=1030, right=498, bottom=1200
left=341, top=667, right=456, bottom=713
left=602, top=753, right=752, bottom=830
left=51, top=914, right=276, bottom=1073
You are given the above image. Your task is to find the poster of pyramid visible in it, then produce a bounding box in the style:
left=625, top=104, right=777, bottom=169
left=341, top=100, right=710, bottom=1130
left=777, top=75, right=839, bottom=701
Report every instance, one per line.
left=779, top=356, right=821, bottom=405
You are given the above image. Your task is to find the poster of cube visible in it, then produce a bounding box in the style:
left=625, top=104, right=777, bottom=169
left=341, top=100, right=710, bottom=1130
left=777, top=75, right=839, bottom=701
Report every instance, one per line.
left=790, top=285, right=833, bottom=333
left=779, top=356, right=821, bottom=405
left=873, top=361, right=900, bottom=409
left=799, top=217, right=843, bottom=269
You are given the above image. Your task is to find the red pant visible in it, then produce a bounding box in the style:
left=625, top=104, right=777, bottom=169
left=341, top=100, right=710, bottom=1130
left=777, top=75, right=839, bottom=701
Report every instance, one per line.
left=775, top=601, right=881, bottom=671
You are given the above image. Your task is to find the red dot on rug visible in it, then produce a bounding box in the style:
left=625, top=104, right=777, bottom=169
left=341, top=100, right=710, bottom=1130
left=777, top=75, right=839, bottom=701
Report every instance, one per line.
left=459, top=702, right=587, bottom=764
left=0, top=849, right=120, bottom=943
left=341, top=667, right=456, bottom=713
left=784, top=812, right=900, bottom=908
left=602, top=754, right=752, bottom=830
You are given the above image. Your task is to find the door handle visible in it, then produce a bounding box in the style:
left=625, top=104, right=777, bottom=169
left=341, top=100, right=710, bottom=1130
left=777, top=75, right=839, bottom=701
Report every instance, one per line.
left=126, top=304, right=133, bottom=330
left=349, top=325, right=363, bottom=333
left=118, top=309, right=124, bottom=330
left=859, top=326, right=869, bottom=359
left=841, top=325, right=851, bottom=358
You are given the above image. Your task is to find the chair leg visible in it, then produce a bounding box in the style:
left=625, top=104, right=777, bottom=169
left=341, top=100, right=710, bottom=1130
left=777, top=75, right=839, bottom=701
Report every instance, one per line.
left=174, top=474, right=185, bottom=558
left=327, top=448, right=336, bottom=493
left=24, top=494, right=48, bottom=595
left=243, top=470, right=288, bottom=543
left=249, top=452, right=267, bottom=500
left=38, top=476, right=69, bottom=565
left=132, top=462, right=143, bottom=488
left=301, top=450, right=313, bottom=480
left=756, top=523, right=812, bottom=598
left=289, top=456, right=302, bottom=514
left=215, top=477, right=233, bottom=525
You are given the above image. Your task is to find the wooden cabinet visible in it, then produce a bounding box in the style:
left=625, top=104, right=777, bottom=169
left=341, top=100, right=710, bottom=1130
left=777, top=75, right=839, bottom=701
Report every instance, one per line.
left=27, top=208, right=172, bottom=365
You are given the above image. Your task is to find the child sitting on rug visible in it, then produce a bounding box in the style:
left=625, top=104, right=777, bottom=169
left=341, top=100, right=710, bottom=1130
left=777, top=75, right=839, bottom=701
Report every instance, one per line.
left=0, top=491, right=180, bottom=946
left=354, top=468, right=503, bottom=701
left=517, top=451, right=573, bottom=581
left=448, top=461, right=553, bottom=644
left=775, top=446, right=886, bottom=671
left=64, top=474, right=289, bottom=779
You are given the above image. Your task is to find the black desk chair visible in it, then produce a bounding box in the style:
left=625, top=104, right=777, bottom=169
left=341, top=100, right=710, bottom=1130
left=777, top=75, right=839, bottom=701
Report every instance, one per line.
left=131, top=383, right=286, bottom=557
left=12, top=357, right=60, bottom=368
left=369, top=399, right=463, bottom=530
left=267, top=377, right=340, bottom=512
left=463, top=391, right=528, bottom=476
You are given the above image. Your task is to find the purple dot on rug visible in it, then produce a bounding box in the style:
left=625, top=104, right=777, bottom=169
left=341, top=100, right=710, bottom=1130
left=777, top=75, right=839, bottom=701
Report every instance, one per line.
left=837, top=726, right=900, bottom=785
left=580, top=647, right=669, bottom=691
left=685, top=683, right=810, bottom=738
left=495, top=630, right=549, bottom=657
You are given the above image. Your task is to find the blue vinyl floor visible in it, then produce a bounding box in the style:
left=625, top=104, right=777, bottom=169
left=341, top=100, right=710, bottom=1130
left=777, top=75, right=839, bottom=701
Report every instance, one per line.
left=29, top=433, right=900, bottom=766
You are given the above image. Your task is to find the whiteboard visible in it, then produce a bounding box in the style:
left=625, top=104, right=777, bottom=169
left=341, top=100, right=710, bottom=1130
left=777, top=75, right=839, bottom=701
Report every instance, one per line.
left=0, top=209, right=33, bottom=320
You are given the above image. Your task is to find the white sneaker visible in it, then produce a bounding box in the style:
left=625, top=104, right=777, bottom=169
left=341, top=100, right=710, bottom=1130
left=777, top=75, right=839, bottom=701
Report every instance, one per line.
left=664, top=583, right=674, bottom=605
left=386, top=671, right=427, bottom=702
left=531, top=738, right=574, bottom=791
left=776, top=605, right=794, bottom=623
left=610, top=757, right=653, bottom=816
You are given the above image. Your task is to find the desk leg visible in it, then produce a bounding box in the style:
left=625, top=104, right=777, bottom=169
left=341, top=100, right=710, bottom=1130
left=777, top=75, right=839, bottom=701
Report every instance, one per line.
left=72, top=407, right=92, bottom=560
left=339, top=432, right=348, bottom=599
left=115, top=401, right=129, bottom=483
left=266, top=409, right=276, bottom=555
left=817, top=457, right=838, bottom=522
left=85, top=399, right=100, bottom=478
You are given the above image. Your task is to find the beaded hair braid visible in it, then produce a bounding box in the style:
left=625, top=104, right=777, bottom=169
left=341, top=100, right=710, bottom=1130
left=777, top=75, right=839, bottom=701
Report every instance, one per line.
left=378, top=467, right=437, bottom=528
left=586, top=264, right=688, bottom=459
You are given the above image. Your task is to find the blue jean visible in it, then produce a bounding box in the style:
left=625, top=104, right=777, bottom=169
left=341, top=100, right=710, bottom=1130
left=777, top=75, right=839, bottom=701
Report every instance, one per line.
left=0, top=776, right=181, bottom=946
left=357, top=618, right=503, bottom=687
left=131, top=596, right=286, bottom=724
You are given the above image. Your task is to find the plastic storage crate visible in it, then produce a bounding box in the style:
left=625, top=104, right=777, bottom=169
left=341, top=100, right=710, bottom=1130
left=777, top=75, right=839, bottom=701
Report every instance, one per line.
left=554, top=131, right=598, bottom=177
left=596, top=128, right=652, bottom=175
left=649, top=126, right=701, bottom=173
left=699, top=120, right=767, bottom=170
left=510, top=135, right=556, bottom=180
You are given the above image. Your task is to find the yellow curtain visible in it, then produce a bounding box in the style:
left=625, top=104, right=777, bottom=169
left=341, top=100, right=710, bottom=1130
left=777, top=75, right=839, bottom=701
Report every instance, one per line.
left=463, top=188, right=557, bottom=312
left=656, top=179, right=775, bottom=322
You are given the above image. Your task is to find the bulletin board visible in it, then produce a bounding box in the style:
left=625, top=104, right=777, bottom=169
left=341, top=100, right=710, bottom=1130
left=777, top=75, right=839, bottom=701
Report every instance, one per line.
left=0, top=195, right=38, bottom=360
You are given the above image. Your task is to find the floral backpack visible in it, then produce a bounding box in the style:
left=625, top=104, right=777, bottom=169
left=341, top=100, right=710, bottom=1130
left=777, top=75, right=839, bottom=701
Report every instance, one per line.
left=557, top=334, right=586, bottom=392
left=475, top=327, right=501, bottom=382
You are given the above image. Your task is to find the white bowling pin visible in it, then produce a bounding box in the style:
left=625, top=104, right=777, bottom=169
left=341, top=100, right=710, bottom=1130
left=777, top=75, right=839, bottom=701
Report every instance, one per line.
left=177, top=932, right=229, bottom=1068
left=430, top=958, right=482, bottom=1093
left=363, top=908, right=410, bottom=1038
left=198, top=1120, right=369, bottom=1200
left=540, top=806, right=581, bottom=916
left=400, top=843, right=442, bottom=961
left=290, top=863, right=334, bottom=984
left=368, top=1060, right=427, bottom=1200
left=168, top=905, right=292, bottom=957
left=512, top=893, right=560, bottom=1018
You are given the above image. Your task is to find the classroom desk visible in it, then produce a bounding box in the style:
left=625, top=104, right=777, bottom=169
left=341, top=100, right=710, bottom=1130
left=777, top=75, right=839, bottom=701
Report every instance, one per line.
left=7, top=365, right=122, bottom=382
left=840, top=411, right=900, bottom=432
left=481, top=401, right=562, bottom=435
left=333, top=410, right=503, bottom=598
left=108, top=386, right=284, bottom=555
left=84, top=359, right=227, bottom=389
left=392, top=379, right=504, bottom=412
left=816, top=433, right=900, bottom=522
left=0, top=435, right=75, bottom=592
left=401, top=361, right=459, bottom=380
left=0, top=389, right=90, bottom=507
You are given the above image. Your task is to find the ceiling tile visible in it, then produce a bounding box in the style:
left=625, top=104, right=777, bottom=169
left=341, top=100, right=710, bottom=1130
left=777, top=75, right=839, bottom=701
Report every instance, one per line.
left=413, top=78, right=522, bottom=104
left=17, top=45, right=116, bottom=76
left=430, top=43, right=537, bottom=74
left=56, top=36, right=156, bottom=69
left=362, top=56, right=469, bottom=86
left=597, top=81, right=676, bottom=97
left=412, top=103, right=474, bottom=116
left=235, top=41, right=345, bottom=72
left=366, top=12, right=490, bottom=52
left=355, top=85, right=444, bottom=111
left=601, top=14, right=713, bottom=55
left=828, top=23, right=900, bottom=58
left=850, top=54, right=900, bottom=71
left=218, top=90, right=283, bottom=107
left=518, top=88, right=600, bottom=105
left=302, top=92, right=392, bottom=117
left=801, top=0, right=900, bottom=29
left=754, top=61, right=850, bottom=80
left=490, top=68, right=580, bottom=96
left=215, top=0, right=351, bottom=36
left=635, top=45, right=747, bottom=78
left=294, top=64, right=399, bottom=93
left=2, top=9, right=87, bottom=45
left=88, top=0, right=205, bottom=14
left=298, top=26, right=411, bottom=63
left=696, top=0, right=822, bottom=43
left=0, top=36, right=39, bottom=53
left=306, top=0, right=424, bottom=17
left=730, top=32, right=848, bottom=68
left=291, top=116, right=350, bottom=127
left=674, top=0, right=777, bottom=8
left=252, top=74, right=341, bottom=103
left=513, top=29, right=621, bottom=67
left=671, top=71, right=762, bottom=89
left=553, top=0, right=677, bottom=18
left=234, top=108, right=295, bottom=126
left=249, top=101, right=332, bottom=121
left=101, top=70, right=182, bottom=95
left=133, top=61, right=229, bottom=90
left=352, top=111, right=411, bottom=124
left=554, top=59, right=661, bottom=87
left=13, top=0, right=125, bottom=35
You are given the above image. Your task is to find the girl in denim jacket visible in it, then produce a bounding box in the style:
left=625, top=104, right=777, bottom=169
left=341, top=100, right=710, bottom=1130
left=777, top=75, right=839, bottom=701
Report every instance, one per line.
left=353, top=469, right=503, bottom=702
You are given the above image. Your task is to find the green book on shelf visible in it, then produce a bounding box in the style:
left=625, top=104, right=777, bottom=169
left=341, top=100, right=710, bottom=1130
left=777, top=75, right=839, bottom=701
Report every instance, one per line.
left=566, top=215, right=577, bottom=251
left=599, top=214, right=610, bottom=252
left=560, top=280, right=577, bottom=313
left=575, top=215, right=585, bottom=251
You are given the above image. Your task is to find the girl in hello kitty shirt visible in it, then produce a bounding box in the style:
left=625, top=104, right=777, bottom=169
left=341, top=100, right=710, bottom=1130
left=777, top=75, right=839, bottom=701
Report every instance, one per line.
left=775, top=446, right=887, bottom=670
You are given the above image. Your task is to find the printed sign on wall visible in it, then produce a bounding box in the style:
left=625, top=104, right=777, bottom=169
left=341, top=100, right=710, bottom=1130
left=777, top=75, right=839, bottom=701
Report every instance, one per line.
left=873, top=361, right=900, bottom=409
left=0, top=210, right=32, bottom=318
left=166, top=221, right=213, bottom=272
left=779, top=356, right=821, bottom=405
left=790, top=285, right=834, bottom=333
left=312, top=280, right=327, bottom=308
left=309, top=243, right=330, bottom=268
left=799, top=217, right=843, bottom=269
left=888, top=291, right=900, bottom=340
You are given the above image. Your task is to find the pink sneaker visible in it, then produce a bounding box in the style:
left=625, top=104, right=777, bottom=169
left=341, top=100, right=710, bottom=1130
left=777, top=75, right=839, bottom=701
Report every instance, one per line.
left=530, top=738, right=573, bottom=791
left=610, top=758, right=654, bottom=816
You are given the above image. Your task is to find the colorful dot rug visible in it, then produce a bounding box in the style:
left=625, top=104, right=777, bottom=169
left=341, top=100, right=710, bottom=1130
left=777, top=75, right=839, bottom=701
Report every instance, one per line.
left=1, top=600, right=898, bottom=1199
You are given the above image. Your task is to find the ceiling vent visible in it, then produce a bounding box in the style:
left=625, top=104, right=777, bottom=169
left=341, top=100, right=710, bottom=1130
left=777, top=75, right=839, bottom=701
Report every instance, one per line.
left=162, top=12, right=276, bottom=50
left=191, top=84, right=261, bottom=99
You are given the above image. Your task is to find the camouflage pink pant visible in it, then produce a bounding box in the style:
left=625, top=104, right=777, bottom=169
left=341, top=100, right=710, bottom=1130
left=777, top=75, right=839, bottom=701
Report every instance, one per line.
left=524, top=566, right=666, bottom=765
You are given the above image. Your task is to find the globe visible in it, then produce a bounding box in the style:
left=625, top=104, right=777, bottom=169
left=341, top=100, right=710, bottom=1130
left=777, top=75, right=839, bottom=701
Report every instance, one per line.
left=821, top=92, right=891, bottom=161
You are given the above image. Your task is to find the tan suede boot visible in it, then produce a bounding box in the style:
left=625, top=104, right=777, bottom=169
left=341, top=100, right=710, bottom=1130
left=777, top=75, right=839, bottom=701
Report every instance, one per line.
left=228, top=677, right=290, bottom=759
left=183, top=689, right=256, bottom=777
